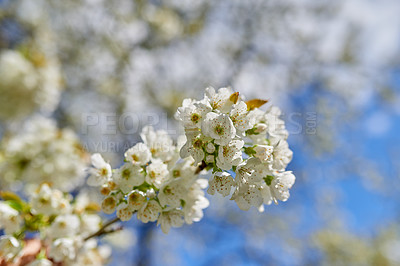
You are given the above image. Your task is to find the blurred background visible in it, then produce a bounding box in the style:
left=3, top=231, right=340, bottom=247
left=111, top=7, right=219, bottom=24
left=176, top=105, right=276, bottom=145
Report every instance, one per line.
left=0, top=0, right=400, bottom=265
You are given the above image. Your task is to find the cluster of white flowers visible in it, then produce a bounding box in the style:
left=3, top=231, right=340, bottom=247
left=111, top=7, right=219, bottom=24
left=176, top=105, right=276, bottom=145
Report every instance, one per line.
left=0, top=49, right=62, bottom=121
left=0, top=116, right=87, bottom=192
left=176, top=87, right=295, bottom=211
left=0, top=184, right=110, bottom=265
left=89, top=87, right=295, bottom=234
left=88, top=126, right=209, bottom=234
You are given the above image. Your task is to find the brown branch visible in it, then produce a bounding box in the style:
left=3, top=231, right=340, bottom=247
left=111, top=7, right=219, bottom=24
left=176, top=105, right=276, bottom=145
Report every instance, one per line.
left=102, top=226, right=124, bottom=235
left=195, top=160, right=207, bottom=174
left=84, top=216, right=120, bottom=241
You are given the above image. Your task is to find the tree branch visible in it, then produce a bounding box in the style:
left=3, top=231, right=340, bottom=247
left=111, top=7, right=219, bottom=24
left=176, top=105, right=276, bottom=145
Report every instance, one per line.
left=84, top=216, right=120, bottom=241
left=195, top=160, right=208, bottom=174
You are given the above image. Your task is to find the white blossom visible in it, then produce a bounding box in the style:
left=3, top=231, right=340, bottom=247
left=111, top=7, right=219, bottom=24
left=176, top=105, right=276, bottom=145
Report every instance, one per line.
left=207, top=172, right=235, bottom=197
left=141, top=126, right=175, bottom=162
left=0, top=49, right=61, bottom=121
left=128, top=190, right=147, bottom=211
left=80, top=214, right=101, bottom=237
left=76, top=243, right=111, bottom=266
left=101, top=195, right=118, bottom=214
left=216, top=139, right=244, bottom=170
left=116, top=202, right=135, bottom=221
left=260, top=184, right=274, bottom=206
left=249, top=160, right=273, bottom=183
left=158, top=178, right=187, bottom=208
left=157, top=209, right=185, bottom=234
left=231, top=184, right=263, bottom=211
left=230, top=101, right=256, bottom=132
left=87, top=153, right=112, bottom=187
left=272, top=140, right=293, bottom=171
left=235, top=159, right=255, bottom=185
left=269, top=171, right=296, bottom=203
left=180, top=133, right=206, bottom=164
left=202, top=112, right=236, bottom=146
left=183, top=179, right=209, bottom=224
left=205, top=87, right=234, bottom=113
left=48, top=237, right=82, bottom=263
left=47, top=214, right=81, bottom=239
left=124, top=143, right=152, bottom=166
left=264, top=106, right=289, bottom=144
left=113, top=164, right=145, bottom=194
left=175, top=98, right=212, bottom=129
left=0, top=236, right=21, bottom=262
left=145, top=159, right=169, bottom=188
left=253, top=145, right=274, bottom=162
left=0, top=202, right=22, bottom=234
left=137, top=200, right=162, bottom=223
left=0, top=116, right=86, bottom=192
left=253, top=123, right=268, bottom=135
left=30, top=184, right=70, bottom=216
left=169, top=157, right=197, bottom=182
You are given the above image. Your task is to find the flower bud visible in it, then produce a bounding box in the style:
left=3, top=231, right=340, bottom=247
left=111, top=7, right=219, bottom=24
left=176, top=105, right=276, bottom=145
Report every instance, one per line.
left=146, top=188, right=156, bottom=199
left=206, top=155, right=215, bottom=163
left=100, top=186, right=111, bottom=196
left=206, top=143, right=215, bottom=153
left=254, top=123, right=267, bottom=134
left=101, top=196, right=117, bottom=214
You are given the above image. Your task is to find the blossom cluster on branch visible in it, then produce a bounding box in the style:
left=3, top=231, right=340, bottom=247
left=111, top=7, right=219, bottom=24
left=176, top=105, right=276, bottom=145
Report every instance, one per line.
left=90, top=87, right=295, bottom=233
left=0, top=185, right=110, bottom=265
left=176, top=87, right=295, bottom=211
left=88, top=126, right=209, bottom=234
left=0, top=116, right=87, bottom=192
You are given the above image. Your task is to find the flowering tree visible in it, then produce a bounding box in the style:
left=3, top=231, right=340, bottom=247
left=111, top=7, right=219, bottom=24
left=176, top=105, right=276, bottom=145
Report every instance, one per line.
left=1, top=0, right=399, bottom=265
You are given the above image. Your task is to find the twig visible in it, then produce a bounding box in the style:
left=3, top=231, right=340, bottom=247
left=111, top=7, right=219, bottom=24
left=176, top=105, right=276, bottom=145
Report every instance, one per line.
left=102, top=226, right=124, bottom=235
left=84, top=216, right=120, bottom=241
left=195, top=160, right=207, bottom=174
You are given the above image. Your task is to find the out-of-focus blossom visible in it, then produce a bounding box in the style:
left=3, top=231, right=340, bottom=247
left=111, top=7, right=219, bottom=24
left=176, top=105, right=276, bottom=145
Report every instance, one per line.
left=0, top=49, right=61, bottom=121
left=0, top=184, right=111, bottom=265
left=0, top=116, right=87, bottom=192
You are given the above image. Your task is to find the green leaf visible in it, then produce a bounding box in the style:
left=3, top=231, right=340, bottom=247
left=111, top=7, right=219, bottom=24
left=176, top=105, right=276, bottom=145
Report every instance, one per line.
left=6, top=200, right=23, bottom=212
left=0, top=191, right=22, bottom=201
left=25, top=213, right=45, bottom=231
